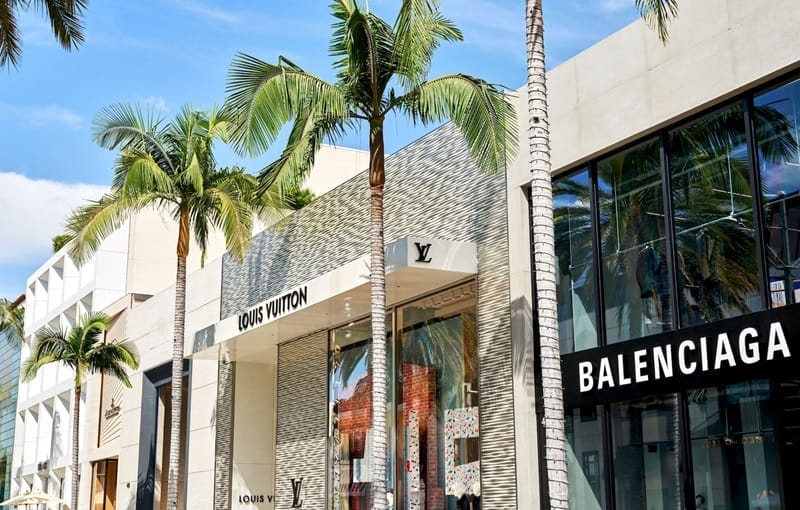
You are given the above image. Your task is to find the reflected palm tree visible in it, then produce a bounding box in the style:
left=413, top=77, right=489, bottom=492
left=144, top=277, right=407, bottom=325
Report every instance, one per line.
left=554, top=103, right=798, bottom=339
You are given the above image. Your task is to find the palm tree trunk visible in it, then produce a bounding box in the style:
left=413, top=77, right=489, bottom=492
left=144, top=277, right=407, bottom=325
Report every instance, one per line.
left=71, top=382, right=81, bottom=510
left=526, top=1, right=569, bottom=509
left=369, top=121, right=388, bottom=510
left=167, top=208, right=189, bottom=510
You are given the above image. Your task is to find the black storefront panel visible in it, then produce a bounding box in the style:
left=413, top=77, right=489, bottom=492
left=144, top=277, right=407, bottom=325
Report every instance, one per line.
left=562, top=304, right=800, bottom=409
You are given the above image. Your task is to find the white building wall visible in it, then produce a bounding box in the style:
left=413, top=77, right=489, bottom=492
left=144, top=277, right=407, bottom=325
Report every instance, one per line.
left=115, top=257, right=223, bottom=510
left=546, top=0, right=800, bottom=174
left=507, top=0, right=800, bottom=507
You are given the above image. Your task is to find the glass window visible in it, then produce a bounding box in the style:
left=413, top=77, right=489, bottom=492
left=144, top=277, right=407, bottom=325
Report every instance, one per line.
left=566, top=407, right=605, bottom=510
left=598, top=140, right=672, bottom=343
left=688, top=380, right=780, bottom=510
left=399, top=283, right=478, bottom=510
left=554, top=170, right=599, bottom=354
left=755, top=78, right=800, bottom=307
left=329, top=318, right=394, bottom=510
left=669, top=102, right=761, bottom=326
left=611, top=395, right=682, bottom=510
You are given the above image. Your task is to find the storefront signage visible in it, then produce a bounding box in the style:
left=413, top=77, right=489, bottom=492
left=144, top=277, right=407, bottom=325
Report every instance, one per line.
left=238, top=286, right=308, bottom=332
left=562, top=305, right=800, bottom=407
left=290, top=477, right=303, bottom=508
left=104, top=398, right=121, bottom=419
left=414, top=242, right=432, bottom=263
left=238, top=493, right=273, bottom=505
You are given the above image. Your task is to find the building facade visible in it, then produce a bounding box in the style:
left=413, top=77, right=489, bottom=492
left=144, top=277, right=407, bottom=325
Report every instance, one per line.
left=0, top=297, right=23, bottom=503
left=548, top=1, right=800, bottom=509
left=10, top=1, right=800, bottom=509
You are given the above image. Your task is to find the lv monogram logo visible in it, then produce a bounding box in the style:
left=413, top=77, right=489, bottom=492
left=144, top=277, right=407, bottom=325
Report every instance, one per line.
left=414, top=242, right=432, bottom=263
left=290, top=477, right=303, bottom=508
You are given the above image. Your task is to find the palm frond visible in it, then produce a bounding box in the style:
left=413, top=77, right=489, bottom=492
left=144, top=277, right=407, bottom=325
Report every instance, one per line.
left=66, top=190, right=158, bottom=263
left=114, top=149, right=176, bottom=195
left=94, top=103, right=176, bottom=175
left=226, top=53, right=347, bottom=156
left=331, top=2, right=396, bottom=110
left=32, top=0, right=87, bottom=51
left=23, top=326, right=72, bottom=381
left=257, top=104, right=350, bottom=196
left=88, top=339, right=140, bottom=388
left=392, top=0, right=462, bottom=89
left=401, top=74, right=518, bottom=173
left=0, top=0, right=22, bottom=68
left=24, top=313, right=138, bottom=389
left=0, top=297, right=25, bottom=345
left=204, top=174, right=257, bottom=262
left=635, top=0, right=678, bottom=42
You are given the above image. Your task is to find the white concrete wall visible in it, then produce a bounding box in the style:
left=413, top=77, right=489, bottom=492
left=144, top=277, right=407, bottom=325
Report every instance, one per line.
left=230, top=363, right=277, bottom=510
left=546, top=0, right=800, bottom=174
left=115, top=257, right=222, bottom=510
left=305, top=144, right=368, bottom=198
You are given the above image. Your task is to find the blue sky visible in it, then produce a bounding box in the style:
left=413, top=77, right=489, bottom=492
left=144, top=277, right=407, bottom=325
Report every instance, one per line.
left=0, top=0, right=640, bottom=298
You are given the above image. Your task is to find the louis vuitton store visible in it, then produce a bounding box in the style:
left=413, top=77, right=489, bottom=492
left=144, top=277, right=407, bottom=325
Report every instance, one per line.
left=188, top=120, right=520, bottom=510
left=553, top=74, right=800, bottom=510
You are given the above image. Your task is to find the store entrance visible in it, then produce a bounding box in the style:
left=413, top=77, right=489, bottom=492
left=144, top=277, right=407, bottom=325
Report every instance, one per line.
left=779, top=379, right=800, bottom=510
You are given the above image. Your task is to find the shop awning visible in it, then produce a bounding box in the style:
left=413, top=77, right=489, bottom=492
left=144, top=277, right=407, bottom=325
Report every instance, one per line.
left=191, top=236, right=477, bottom=362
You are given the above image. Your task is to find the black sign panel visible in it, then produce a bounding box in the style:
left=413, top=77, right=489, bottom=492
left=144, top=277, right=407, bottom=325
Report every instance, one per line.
left=562, top=304, right=800, bottom=408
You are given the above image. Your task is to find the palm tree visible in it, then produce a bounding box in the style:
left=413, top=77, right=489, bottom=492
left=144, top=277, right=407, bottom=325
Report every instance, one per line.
left=225, top=1, right=516, bottom=507
left=0, top=0, right=86, bottom=68
left=526, top=1, right=678, bottom=508
left=0, top=295, right=24, bottom=346
left=21, top=312, right=139, bottom=510
left=65, top=104, right=279, bottom=510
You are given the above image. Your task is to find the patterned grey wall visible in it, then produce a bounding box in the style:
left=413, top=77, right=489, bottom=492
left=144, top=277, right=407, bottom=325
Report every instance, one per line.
left=220, top=121, right=517, bottom=508
left=275, top=331, right=328, bottom=510
left=214, top=352, right=234, bottom=510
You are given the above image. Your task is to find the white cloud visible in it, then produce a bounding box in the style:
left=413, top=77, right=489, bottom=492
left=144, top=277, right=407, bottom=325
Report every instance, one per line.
left=167, top=0, right=240, bottom=23
left=0, top=172, right=107, bottom=264
left=0, top=102, right=82, bottom=130
left=138, top=96, right=169, bottom=112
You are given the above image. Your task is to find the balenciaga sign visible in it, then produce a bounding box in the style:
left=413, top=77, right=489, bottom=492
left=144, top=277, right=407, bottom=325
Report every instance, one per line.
left=562, top=305, right=800, bottom=407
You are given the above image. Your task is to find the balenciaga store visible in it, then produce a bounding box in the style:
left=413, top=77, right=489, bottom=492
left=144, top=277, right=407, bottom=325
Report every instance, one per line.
left=191, top=123, right=520, bottom=510
left=553, top=73, right=800, bottom=510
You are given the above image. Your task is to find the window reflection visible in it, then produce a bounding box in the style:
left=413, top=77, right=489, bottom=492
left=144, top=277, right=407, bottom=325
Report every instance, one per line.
left=611, top=396, right=682, bottom=510
left=566, top=407, right=605, bottom=510
left=329, top=319, right=394, bottom=510
left=669, top=103, right=761, bottom=326
left=598, top=140, right=672, bottom=343
left=399, top=283, right=478, bottom=510
left=755, top=78, right=800, bottom=307
left=554, top=170, right=598, bottom=354
left=328, top=284, right=478, bottom=510
left=688, top=381, right=780, bottom=510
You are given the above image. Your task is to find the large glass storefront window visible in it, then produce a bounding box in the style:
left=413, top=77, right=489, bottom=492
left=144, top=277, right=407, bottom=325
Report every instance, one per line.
left=689, top=380, right=780, bottom=510
left=329, top=318, right=394, bottom=510
left=669, top=103, right=761, bottom=326
left=566, top=407, right=605, bottom=510
left=328, top=284, right=478, bottom=510
left=611, top=395, right=682, bottom=510
left=755, top=78, right=800, bottom=308
left=599, top=140, right=673, bottom=344
left=554, top=169, right=599, bottom=353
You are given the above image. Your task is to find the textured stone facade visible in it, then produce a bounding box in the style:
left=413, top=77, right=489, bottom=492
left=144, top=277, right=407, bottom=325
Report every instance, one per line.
left=275, top=332, right=328, bottom=509
left=219, top=121, right=516, bottom=508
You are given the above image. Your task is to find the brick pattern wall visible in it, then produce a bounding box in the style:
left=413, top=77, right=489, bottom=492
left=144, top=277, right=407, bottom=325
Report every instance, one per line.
left=220, top=122, right=516, bottom=508
left=274, top=331, right=328, bottom=510
left=214, top=354, right=234, bottom=510
left=402, top=363, right=443, bottom=509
